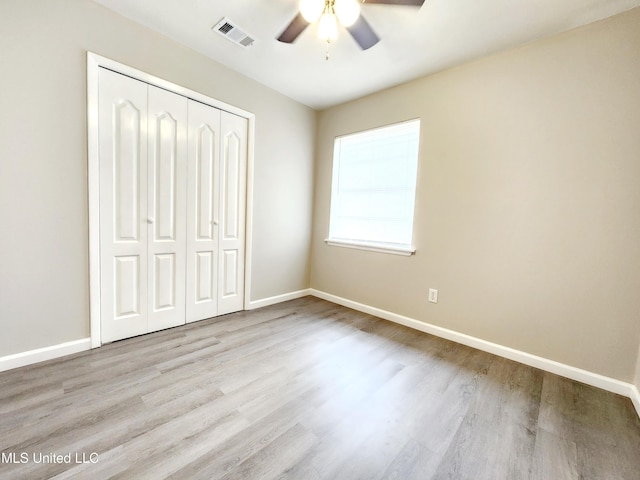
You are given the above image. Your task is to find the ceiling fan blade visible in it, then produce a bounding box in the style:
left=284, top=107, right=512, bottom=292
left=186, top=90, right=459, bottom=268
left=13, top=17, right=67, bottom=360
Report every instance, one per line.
left=347, top=15, right=380, bottom=50
left=277, top=12, right=310, bottom=43
left=361, top=0, right=425, bottom=5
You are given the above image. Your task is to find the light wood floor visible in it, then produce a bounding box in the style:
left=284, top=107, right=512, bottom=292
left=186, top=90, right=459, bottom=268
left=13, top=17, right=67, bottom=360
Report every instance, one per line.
left=1, top=296, right=639, bottom=479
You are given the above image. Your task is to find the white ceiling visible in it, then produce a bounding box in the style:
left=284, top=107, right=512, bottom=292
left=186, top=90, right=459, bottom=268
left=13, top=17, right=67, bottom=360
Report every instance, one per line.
left=92, top=0, right=640, bottom=110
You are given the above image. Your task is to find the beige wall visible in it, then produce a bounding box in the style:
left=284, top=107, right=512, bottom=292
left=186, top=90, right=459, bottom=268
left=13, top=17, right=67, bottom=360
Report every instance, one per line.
left=311, top=8, right=640, bottom=382
left=0, top=0, right=315, bottom=356
left=635, top=345, right=640, bottom=391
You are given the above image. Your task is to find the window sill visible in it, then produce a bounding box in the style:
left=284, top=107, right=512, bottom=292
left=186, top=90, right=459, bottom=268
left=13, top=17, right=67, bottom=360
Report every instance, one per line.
left=324, top=239, right=415, bottom=256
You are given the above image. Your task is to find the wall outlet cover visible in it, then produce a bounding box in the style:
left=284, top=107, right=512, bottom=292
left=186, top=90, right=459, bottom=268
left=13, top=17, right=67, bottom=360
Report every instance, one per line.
left=428, top=288, right=438, bottom=303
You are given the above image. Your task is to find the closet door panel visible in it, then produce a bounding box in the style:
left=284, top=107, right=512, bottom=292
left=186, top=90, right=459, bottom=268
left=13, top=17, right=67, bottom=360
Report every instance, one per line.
left=218, top=111, right=247, bottom=316
left=153, top=253, right=176, bottom=310
left=223, top=132, right=240, bottom=240
left=147, top=85, right=188, bottom=332
left=195, top=251, right=215, bottom=302
left=99, top=69, right=149, bottom=343
left=114, top=256, right=140, bottom=318
left=186, top=100, right=221, bottom=323
left=222, top=250, right=238, bottom=297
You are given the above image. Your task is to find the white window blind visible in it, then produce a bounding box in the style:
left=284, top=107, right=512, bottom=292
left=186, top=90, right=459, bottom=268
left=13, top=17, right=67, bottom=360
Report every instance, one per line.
left=327, top=119, right=420, bottom=254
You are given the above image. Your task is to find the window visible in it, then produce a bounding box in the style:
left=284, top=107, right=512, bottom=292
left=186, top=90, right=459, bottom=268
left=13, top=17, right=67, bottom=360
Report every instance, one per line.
left=326, top=119, right=420, bottom=256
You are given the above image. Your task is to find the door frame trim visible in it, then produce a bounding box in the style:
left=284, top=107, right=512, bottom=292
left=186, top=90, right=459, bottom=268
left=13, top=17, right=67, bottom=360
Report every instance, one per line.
left=87, top=52, right=255, bottom=348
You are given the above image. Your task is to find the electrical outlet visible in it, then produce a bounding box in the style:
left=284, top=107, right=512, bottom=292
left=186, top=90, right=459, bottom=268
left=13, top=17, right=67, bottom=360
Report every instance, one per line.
left=428, top=288, right=438, bottom=303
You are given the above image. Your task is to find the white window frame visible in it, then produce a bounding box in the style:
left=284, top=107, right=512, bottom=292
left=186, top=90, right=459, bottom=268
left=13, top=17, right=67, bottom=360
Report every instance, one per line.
left=325, top=119, right=420, bottom=256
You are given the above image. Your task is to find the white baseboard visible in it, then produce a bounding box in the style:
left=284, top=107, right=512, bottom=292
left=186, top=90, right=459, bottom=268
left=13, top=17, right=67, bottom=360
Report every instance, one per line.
left=247, top=289, right=311, bottom=310
left=631, top=385, right=640, bottom=419
left=0, top=338, right=91, bottom=373
left=310, top=289, right=637, bottom=404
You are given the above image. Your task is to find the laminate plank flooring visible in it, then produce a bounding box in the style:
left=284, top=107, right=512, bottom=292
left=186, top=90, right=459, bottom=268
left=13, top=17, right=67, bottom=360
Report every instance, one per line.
left=0, top=296, right=639, bottom=479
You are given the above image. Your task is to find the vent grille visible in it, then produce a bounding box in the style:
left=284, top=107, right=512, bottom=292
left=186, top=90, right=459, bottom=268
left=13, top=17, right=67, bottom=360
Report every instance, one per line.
left=218, top=22, right=233, bottom=34
left=213, top=17, right=255, bottom=48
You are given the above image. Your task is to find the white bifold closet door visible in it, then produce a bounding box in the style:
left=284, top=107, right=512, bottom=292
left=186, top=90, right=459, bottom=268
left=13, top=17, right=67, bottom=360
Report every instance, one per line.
left=98, top=68, right=247, bottom=343
left=185, top=100, right=220, bottom=323
left=185, top=101, right=247, bottom=321
left=216, top=110, right=247, bottom=316
left=98, top=70, right=149, bottom=342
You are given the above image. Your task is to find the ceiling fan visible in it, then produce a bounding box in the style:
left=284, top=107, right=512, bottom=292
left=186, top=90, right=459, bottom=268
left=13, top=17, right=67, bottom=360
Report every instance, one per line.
left=277, top=0, right=426, bottom=51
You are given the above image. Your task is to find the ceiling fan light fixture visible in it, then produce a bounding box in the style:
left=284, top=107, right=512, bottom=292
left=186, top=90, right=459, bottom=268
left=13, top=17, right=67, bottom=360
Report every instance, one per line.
left=300, top=0, right=324, bottom=22
left=318, top=11, right=338, bottom=42
left=279, top=0, right=425, bottom=51
left=335, top=0, right=360, bottom=27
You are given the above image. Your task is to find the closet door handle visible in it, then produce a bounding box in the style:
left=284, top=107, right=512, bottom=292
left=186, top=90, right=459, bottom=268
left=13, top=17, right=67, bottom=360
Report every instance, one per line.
left=147, top=217, right=154, bottom=224
left=212, top=220, right=219, bottom=226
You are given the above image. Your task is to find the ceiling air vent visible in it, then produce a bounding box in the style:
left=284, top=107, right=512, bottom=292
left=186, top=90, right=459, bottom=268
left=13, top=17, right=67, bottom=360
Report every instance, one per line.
left=213, top=17, right=255, bottom=48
